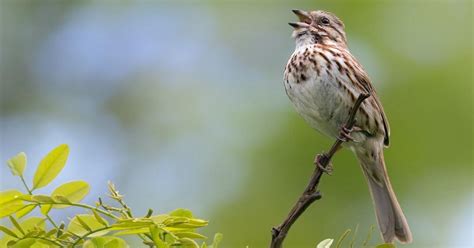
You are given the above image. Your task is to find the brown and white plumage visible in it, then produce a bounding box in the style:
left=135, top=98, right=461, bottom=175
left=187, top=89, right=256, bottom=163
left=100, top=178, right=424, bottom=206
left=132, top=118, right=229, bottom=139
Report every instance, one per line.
left=284, top=10, right=412, bottom=244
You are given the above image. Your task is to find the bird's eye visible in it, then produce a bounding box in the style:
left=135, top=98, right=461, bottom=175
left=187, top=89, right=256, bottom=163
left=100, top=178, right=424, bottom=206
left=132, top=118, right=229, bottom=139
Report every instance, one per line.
left=321, top=17, right=330, bottom=25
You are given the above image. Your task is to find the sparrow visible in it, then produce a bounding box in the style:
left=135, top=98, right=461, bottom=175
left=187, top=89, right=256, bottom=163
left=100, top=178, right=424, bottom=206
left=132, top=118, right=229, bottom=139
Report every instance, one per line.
left=283, top=9, right=412, bottom=244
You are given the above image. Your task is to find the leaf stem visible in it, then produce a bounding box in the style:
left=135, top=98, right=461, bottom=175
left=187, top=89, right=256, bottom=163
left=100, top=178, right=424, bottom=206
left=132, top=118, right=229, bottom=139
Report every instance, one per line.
left=19, top=176, right=61, bottom=230
left=20, top=175, right=32, bottom=195
left=68, top=203, right=120, bottom=220
left=21, top=199, right=120, bottom=220
left=45, top=214, right=59, bottom=229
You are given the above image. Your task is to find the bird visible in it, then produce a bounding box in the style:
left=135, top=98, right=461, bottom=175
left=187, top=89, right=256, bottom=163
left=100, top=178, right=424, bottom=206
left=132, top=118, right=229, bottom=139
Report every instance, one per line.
left=283, top=9, right=412, bottom=244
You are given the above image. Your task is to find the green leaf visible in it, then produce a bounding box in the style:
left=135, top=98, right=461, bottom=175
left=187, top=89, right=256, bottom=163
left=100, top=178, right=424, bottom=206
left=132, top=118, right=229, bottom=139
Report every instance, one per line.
left=29, top=241, right=50, bottom=248
left=210, top=233, right=223, bottom=248
left=316, top=238, right=334, bottom=248
left=376, top=244, right=396, bottom=248
left=8, top=216, right=24, bottom=235
left=150, top=225, right=168, bottom=248
left=32, top=144, right=69, bottom=190
left=76, top=215, right=93, bottom=232
left=92, top=210, right=107, bottom=226
left=0, top=235, right=15, bottom=248
left=0, top=190, right=24, bottom=218
left=50, top=181, right=90, bottom=208
left=179, top=238, right=199, bottom=248
left=175, top=232, right=207, bottom=239
left=170, top=218, right=208, bottom=228
left=44, top=229, right=57, bottom=238
left=110, top=218, right=154, bottom=230
left=0, top=225, right=19, bottom=238
left=67, top=214, right=108, bottom=237
left=8, top=238, right=35, bottom=247
left=9, top=238, right=59, bottom=248
left=169, top=208, right=193, bottom=218
left=16, top=205, right=36, bottom=219
left=113, top=227, right=150, bottom=236
left=40, top=204, right=52, bottom=215
left=31, top=195, right=55, bottom=204
left=19, top=217, right=46, bottom=233
left=52, top=196, right=71, bottom=204
left=7, top=152, right=27, bottom=177
left=83, top=236, right=129, bottom=248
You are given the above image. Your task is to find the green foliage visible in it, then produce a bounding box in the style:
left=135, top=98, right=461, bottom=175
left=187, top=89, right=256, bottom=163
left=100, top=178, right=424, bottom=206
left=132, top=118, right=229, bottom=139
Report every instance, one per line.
left=6, top=152, right=26, bottom=177
left=0, top=144, right=222, bottom=248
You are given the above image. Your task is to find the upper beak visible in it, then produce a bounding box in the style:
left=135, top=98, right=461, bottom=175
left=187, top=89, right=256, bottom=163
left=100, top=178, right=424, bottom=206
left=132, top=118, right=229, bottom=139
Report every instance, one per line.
left=292, top=9, right=312, bottom=24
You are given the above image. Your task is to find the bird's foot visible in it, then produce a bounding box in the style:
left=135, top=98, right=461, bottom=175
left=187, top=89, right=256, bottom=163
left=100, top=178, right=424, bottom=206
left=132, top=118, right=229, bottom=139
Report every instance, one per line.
left=337, top=126, right=362, bottom=142
left=314, top=154, right=333, bottom=175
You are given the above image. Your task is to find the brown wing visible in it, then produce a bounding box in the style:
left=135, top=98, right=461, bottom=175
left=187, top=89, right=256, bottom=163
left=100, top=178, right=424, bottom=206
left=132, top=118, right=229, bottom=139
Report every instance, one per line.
left=354, top=70, right=391, bottom=146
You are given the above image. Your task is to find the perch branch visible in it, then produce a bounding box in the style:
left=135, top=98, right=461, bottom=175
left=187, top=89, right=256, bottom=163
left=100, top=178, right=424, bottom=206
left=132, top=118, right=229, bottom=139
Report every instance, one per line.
left=270, top=93, right=371, bottom=248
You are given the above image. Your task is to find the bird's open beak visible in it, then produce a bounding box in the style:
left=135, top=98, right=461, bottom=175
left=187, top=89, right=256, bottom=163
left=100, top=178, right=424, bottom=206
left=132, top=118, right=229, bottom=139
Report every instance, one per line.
left=292, top=9, right=312, bottom=24
left=288, top=22, right=310, bottom=29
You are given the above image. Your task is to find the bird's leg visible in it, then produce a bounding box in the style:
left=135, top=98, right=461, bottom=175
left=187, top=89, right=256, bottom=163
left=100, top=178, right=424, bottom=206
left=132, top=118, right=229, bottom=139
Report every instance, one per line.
left=314, top=154, right=333, bottom=175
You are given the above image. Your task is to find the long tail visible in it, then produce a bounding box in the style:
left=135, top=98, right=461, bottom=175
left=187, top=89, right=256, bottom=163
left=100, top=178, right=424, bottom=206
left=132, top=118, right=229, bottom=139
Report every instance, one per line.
left=355, top=149, right=413, bottom=244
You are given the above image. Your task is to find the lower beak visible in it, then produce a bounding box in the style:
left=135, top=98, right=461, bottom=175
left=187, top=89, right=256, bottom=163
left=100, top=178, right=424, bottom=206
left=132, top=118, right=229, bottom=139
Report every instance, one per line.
left=292, top=9, right=312, bottom=24
left=289, top=22, right=310, bottom=29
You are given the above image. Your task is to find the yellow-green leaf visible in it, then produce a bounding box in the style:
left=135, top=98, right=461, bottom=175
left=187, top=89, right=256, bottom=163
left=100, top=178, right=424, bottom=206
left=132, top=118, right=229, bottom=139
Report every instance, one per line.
left=18, top=217, right=46, bottom=233
left=7, top=152, right=27, bottom=177
left=7, top=217, right=46, bottom=238
left=9, top=216, right=24, bottom=235
left=67, top=214, right=108, bottom=237
left=9, top=238, right=59, bottom=248
left=210, top=233, right=223, bottom=248
left=16, top=205, right=36, bottom=219
left=40, top=204, right=52, bottom=215
left=0, top=190, right=24, bottom=218
left=32, top=144, right=69, bottom=190
left=50, top=181, right=90, bottom=208
left=110, top=219, right=154, bottom=230
left=175, top=232, right=207, bottom=239
left=0, top=235, right=15, bottom=248
left=113, top=227, right=149, bottom=236
left=0, top=225, right=18, bottom=238
left=150, top=225, right=167, bottom=248
left=92, top=210, right=107, bottom=226
left=31, top=195, right=55, bottom=204
left=29, top=241, right=50, bottom=248
left=76, top=215, right=92, bottom=232
left=179, top=238, right=199, bottom=248
left=83, top=236, right=129, bottom=248
left=169, top=208, right=193, bottom=218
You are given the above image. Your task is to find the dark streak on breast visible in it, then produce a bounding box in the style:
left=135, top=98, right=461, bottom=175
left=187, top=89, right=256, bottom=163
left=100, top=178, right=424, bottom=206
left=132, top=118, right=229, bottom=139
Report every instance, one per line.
left=335, top=60, right=343, bottom=73
left=300, top=74, right=307, bottom=81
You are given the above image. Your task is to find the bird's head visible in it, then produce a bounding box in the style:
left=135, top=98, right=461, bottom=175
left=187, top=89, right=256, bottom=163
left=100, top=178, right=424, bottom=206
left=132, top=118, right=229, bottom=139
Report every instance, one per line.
left=290, top=9, right=347, bottom=48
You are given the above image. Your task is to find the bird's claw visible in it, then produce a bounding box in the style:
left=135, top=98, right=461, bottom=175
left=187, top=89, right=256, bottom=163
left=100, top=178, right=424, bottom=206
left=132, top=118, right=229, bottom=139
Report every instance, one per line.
left=314, top=154, right=333, bottom=175
left=338, top=125, right=364, bottom=142
left=338, top=126, right=354, bottom=142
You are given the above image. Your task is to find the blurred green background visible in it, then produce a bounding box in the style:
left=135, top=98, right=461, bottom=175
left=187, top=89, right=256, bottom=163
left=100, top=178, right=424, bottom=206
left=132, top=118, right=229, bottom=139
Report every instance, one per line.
left=0, top=1, right=472, bottom=247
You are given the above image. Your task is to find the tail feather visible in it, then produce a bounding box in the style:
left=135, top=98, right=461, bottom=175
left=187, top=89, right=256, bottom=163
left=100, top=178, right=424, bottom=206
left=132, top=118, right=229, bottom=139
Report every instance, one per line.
left=356, top=149, right=412, bottom=244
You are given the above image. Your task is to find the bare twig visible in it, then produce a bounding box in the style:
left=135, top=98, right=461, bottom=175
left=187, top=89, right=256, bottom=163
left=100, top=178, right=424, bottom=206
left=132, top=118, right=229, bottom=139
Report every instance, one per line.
left=270, top=93, right=370, bottom=248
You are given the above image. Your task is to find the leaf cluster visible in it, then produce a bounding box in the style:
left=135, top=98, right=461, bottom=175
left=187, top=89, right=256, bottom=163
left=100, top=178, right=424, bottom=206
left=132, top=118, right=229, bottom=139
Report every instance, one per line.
left=1, top=144, right=222, bottom=248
